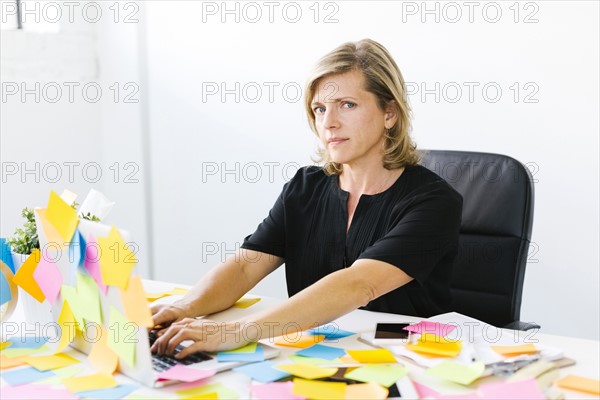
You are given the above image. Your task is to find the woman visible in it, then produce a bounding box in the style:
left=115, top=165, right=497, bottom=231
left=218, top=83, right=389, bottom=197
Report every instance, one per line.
left=151, top=39, right=462, bottom=357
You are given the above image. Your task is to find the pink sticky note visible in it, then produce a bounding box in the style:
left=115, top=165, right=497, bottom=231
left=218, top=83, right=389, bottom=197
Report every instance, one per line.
left=84, top=235, right=108, bottom=294
left=404, top=321, right=457, bottom=336
left=157, top=364, right=216, bottom=382
left=0, top=384, right=79, bottom=399
left=478, top=378, right=545, bottom=399
left=413, top=381, right=442, bottom=398
left=251, top=381, right=306, bottom=400
left=32, top=257, right=62, bottom=305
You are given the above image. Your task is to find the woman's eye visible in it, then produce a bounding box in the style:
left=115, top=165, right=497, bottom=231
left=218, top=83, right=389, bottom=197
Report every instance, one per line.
left=314, top=106, right=325, bottom=114
left=342, top=102, right=356, bottom=109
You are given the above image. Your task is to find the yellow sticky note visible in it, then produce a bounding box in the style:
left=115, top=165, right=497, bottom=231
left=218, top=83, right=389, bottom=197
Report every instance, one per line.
left=292, top=378, right=346, bottom=399
left=98, top=226, right=137, bottom=289
left=556, top=374, right=600, bottom=395
left=1, top=346, right=49, bottom=358
left=181, top=393, right=218, bottom=400
left=62, top=373, right=117, bottom=393
left=276, top=363, right=338, bottom=380
left=0, top=355, right=27, bottom=369
left=344, top=364, right=407, bottom=387
left=89, top=326, right=118, bottom=375
left=406, top=334, right=462, bottom=357
left=0, top=342, right=11, bottom=351
left=107, top=306, right=136, bottom=367
left=61, top=284, right=84, bottom=330
left=274, top=334, right=326, bottom=348
left=121, top=275, right=154, bottom=328
left=347, top=348, right=397, bottom=363
left=491, top=344, right=539, bottom=356
left=12, top=249, right=45, bottom=302
left=346, top=382, right=389, bottom=399
left=57, top=300, right=78, bottom=352
left=427, top=361, right=485, bottom=385
left=24, top=352, right=79, bottom=371
left=46, top=190, right=79, bottom=242
left=232, top=297, right=261, bottom=308
left=36, top=208, right=68, bottom=250
left=176, top=383, right=239, bottom=399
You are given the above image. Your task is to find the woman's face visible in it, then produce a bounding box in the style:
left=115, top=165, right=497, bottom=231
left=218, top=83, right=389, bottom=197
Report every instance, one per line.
left=311, top=70, right=394, bottom=169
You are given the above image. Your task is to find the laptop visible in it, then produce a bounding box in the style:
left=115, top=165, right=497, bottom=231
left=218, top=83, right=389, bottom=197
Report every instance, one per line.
left=35, top=218, right=279, bottom=387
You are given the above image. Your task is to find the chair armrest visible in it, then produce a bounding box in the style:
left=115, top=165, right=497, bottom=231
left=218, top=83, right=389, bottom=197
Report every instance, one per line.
left=503, top=321, right=541, bottom=331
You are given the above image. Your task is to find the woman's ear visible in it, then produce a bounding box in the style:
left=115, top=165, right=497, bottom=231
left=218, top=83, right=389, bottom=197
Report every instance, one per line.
left=384, top=100, right=399, bottom=128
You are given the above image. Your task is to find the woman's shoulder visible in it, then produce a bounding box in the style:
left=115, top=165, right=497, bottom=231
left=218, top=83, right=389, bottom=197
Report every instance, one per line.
left=282, top=165, right=330, bottom=196
left=402, top=164, right=462, bottom=202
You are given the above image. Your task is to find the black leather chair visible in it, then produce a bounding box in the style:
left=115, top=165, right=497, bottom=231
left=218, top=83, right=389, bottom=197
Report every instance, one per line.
left=420, top=150, right=539, bottom=330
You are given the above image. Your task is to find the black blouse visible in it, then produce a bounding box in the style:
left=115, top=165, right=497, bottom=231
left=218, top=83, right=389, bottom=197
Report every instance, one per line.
left=241, top=165, right=462, bottom=317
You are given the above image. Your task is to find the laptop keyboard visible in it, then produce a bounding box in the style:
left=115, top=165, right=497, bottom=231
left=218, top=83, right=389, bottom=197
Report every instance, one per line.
left=149, top=330, right=213, bottom=372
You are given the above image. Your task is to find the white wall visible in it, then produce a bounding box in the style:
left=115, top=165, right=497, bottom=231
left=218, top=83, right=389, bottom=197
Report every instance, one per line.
left=2, top=1, right=598, bottom=340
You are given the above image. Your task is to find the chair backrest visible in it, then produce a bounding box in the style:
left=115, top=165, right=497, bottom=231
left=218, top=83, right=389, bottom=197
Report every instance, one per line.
left=420, top=150, right=535, bottom=327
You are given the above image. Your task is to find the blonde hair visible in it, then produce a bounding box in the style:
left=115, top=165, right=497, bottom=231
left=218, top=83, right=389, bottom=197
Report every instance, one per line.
left=304, top=39, right=419, bottom=175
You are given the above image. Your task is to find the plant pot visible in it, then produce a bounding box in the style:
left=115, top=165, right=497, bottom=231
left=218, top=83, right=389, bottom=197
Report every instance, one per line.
left=11, top=252, right=54, bottom=326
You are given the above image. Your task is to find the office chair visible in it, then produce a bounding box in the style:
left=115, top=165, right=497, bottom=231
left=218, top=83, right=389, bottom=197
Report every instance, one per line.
left=420, top=150, right=539, bottom=331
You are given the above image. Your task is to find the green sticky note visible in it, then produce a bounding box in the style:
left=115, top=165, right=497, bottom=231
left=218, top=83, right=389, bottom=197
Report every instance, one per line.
left=39, top=365, right=83, bottom=384
left=176, top=383, right=239, bottom=399
left=427, top=361, right=485, bottom=385
left=107, top=306, right=136, bottom=368
left=61, top=285, right=85, bottom=330
left=222, top=342, right=257, bottom=353
left=77, top=272, right=103, bottom=325
left=344, top=364, right=407, bottom=387
left=2, top=345, right=50, bottom=358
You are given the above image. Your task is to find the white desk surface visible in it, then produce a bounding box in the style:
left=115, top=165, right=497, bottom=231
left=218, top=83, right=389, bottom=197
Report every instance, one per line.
left=1, top=279, right=598, bottom=399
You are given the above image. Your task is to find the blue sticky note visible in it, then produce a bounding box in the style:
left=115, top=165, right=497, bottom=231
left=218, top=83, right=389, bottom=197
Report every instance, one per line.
left=233, top=361, right=291, bottom=383
left=295, top=344, right=346, bottom=360
left=78, top=384, right=139, bottom=399
left=8, top=336, right=49, bottom=349
left=1, top=366, right=56, bottom=386
left=1, top=270, right=12, bottom=305
left=308, top=326, right=355, bottom=340
left=217, top=346, right=265, bottom=362
left=0, top=238, right=15, bottom=273
left=69, top=230, right=85, bottom=283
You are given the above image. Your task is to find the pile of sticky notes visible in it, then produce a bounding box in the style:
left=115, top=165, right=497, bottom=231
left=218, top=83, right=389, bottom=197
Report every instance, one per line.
left=406, top=333, right=462, bottom=357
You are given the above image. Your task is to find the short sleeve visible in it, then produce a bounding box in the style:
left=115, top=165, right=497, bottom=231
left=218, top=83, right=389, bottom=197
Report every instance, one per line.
left=240, top=189, right=286, bottom=258
left=357, top=182, right=462, bottom=284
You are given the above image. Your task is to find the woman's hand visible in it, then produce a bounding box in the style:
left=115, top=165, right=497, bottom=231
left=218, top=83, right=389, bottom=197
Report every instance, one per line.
left=150, top=302, right=195, bottom=329
left=150, top=318, right=253, bottom=357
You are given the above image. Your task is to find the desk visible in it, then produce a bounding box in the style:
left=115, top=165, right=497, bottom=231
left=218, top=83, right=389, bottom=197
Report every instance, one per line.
left=2, top=280, right=599, bottom=399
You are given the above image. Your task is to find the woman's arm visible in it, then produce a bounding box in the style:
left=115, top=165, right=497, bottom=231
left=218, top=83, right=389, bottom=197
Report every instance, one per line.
left=152, top=258, right=412, bottom=356
left=151, top=248, right=283, bottom=327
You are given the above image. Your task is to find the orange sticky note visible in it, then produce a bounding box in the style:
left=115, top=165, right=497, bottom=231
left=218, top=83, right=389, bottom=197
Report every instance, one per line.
left=274, top=334, right=325, bottom=348
left=276, top=363, right=338, bottom=380
left=232, top=297, right=261, bottom=308
left=57, top=300, right=77, bottom=352
left=347, top=349, right=397, bottom=363
left=45, top=190, right=79, bottom=242
left=556, top=374, right=600, bottom=395
left=88, top=326, right=118, bottom=375
left=97, top=226, right=137, bottom=289
left=121, top=275, right=154, bottom=328
left=24, top=352, right=79, bottom=371
left=12, top=249, right=45, bottom=302
left=346, top=382, right=389, bottom=399
left=62, top=373, right=117, bottom=393
left=0, top=355, right=27, bottom=370
left=491, top=344, right=539, bottom=356
left=406, top=333, right=462, bottom=357
left=292, top=378, right=346, bottom=399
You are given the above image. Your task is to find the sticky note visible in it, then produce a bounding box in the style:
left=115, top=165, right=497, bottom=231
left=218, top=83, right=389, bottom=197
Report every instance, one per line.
left=288, top=355, right=343, bottom=365
left=12, top=249, right=45, bottom=302
left=1, top=345, right=49, bottom=358
left=347, top=348, right=397, bottom=363
left=57, top=300, right=78, bottom=352
left=274, top=333, right=325, bottom=348
left=405, top=321, right=457, bottom=336
left=346, top=382, right=389, bottom=399
left=217, top=346, right=264, bottom=362
left=88, top=326, right=118, bottom=375
left=0, top=354, right=27, bottom=369
left=24, top=352, right=79, bottom=371
left=39, top=365, right=83, bottom=385
left=406, top=334, right=462, bottom=357
left=32, top=257, right=63, bottom=305
left=62, top=373, right=118, bottom=393
left=60, top=189, right=78, bottom=206
left=0, top=384, right=78, bottom=400
left=232, top=297, right=261, bottom=308
left=344, top=364, right=407, bottom=387
left=233, top=360, right=291, bottom=383
left=0, top=238, right=16, bottom=273
left=77, top=383, right=139, bottom=399
left=1, top=366, right=56, bottom=385
left=97, top=226, right=137, bottom=288
left=308, top=326, right=355, bottom=340
left=61, top=284, right=84, bottom=329
left=556, top=374, right=600, bottom=395
left=45, top=190, right=79, bottom=243
left=0, top=341, right=11, bottom=350
left=226, top=342, right=258, bottom=353
left=0, top=264, right=12, bottom=306
left=276, top=363, right=338, bottom=380
left=427, top=361, right=485, bottom=385
left=295, top=344, right=346, bottom=360
left=84, top=234, right=108, bottom=294
left=157, top=364, right=216, bottom=382
left=76, top=271, right=103, bottom=325
left=490, top=344, right=539, bottom=356
left=250, top=381, right=304, bottom=399
left=7, top=336, right=48, bottom=349
left=176, top=383, right=239, bottom=399
left=145, top=287, right=189, bottom=302
left=107, top=306, right=136, bottom=367
left=121, top=275, right=155, bottom=328
left=36, top=208, right=68, bottom=250
left=68, top=230, right=86, bottom=282
left=292, top=378, right=346, bottom=399
left=478, top=378, right=545, bottom=399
